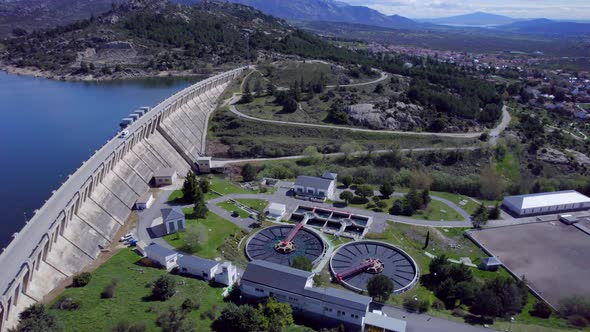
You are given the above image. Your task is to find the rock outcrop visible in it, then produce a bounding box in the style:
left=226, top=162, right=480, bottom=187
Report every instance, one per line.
left=345, top=103, right=425, bottom=131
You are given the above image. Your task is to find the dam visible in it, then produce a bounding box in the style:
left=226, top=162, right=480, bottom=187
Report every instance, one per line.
left=0, top=67, right=245, bottom=330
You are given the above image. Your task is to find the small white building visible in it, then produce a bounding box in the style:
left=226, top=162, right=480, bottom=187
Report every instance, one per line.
left=177, top=255, right=237, bottom=286
left=293, top=172, right=337, bottom=201
left=145, top=243, right=178, bottom=270
left=135, top=192, right=154, bottom=210
left=266, top=202, right=286, bottom=219
left=363, top=311, right=407, bottom=332
left=162, top=207, right=185, bottom=234
left=503, top=190, right=590, bottom=217
left=154, top=168, right=177, bottom=187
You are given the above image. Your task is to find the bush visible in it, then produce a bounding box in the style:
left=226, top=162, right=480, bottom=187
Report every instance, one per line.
left=111, top=321, right=148, bottom=332
left=432, top=299, right=445, bottom=310
left=151, top=275, right=177, bottom=301
left=181, top=298, right=200, bottom=312
left=101, top=279, right=118, bottom=299
left=53, top=297, right=81, bottom=311
left=530, top=301, right=552, bottom=319
left=403, top=297, right=430, bottom=313
left=568, top=315, right=589, bottom=328
left=72, top=272, right=92, bottom=287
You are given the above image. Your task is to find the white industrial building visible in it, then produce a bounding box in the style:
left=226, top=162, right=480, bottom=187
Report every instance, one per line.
left=266, top=202, right=286, bottom=219
left=177, top=255, right=237, bottom=286
left=135, top=192, right=154, bottom=210
left=145, top=243, right=178, bottom=271
left=503, top=190, right=590, bottom=217
left=293, top=172, right=337, bottom=201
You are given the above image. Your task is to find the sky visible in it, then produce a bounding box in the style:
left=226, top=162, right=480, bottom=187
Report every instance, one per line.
left=341, top=0, right=590, bottom=20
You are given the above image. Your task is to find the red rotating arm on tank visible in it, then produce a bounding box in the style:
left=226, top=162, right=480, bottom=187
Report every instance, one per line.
left=282, top=221, right=305, bottom=244
left=336, top=259, right=377, bottom=283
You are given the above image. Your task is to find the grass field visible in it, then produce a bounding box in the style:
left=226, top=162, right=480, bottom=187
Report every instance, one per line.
left=216, top=199, right=268, bottom=218
left=496, top=151, right=521, bottom=183
left=168, top=176, right=253, bottom=203
left=163, top=208, right=241, bottom=259
left=51, top=249, right=226, bottom=332
left=347, top=195, right=465, bottom=221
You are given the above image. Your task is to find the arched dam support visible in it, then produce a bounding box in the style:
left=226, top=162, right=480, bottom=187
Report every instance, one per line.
left=0, top=67, right=245, bottom=330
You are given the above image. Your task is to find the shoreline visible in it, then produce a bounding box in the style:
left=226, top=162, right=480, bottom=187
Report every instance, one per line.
left=0, top=64, right=222, bottom=82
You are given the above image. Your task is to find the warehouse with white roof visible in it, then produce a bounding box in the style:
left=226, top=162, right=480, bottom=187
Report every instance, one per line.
left=503, top=190, right=590, bottom=217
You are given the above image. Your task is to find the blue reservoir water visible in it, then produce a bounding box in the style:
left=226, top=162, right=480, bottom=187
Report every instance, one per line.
left=0, top=72, right=198, bottom=248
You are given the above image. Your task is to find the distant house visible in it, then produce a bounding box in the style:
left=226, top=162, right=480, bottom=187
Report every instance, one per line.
left=135, top=192, right=154, bottom=210
left=293, top=172, right=337, bottom=201
left=154, top=168, right=177, bottom=187
left=145, top=243, right=178, bottom=270
left=177, top=255, right=237, bottom=286
left=241, top=260, right=371, bottom=329
left=161, top=207, right=185, bottom=234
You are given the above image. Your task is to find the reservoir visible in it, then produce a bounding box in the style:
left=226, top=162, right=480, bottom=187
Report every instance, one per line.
left=0, top=72, right=198, bottom=248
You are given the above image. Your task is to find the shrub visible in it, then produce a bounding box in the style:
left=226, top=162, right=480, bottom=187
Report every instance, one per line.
left=432, top=299, right=445, bottom=310
left=101, top=279, right=118, bottom=299
left=568, top=315, right=588, bottom=328
left=530, top=301, right=552, bottom=319
left=181, top=298, right=200, bottom=312
left=112, top=321, right=148, bottom=332
left=452, top=308, right=466, bottom=317
left=151, top=275, right=177, bottom=301
left=72, top=272, right=92, bottom=287
left=53, top=297, right=81, bottom=311
left=403, top=297, right=430, bottom=313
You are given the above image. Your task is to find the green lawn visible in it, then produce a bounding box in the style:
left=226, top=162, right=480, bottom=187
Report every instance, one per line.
left=217, top=201, right=250, bottom=218
left=430, top=191, right=498, bottom=215
left=347, top=195, right=465, bottom=221
left=163, top=209, right=241, bottom=259
left=51, top=249, right=226, bottom=332
left=236, top=199, right=268, bottom=212
left=168, top=176, right=253, bottom=203
left=496, top=151, right=521, bottom=183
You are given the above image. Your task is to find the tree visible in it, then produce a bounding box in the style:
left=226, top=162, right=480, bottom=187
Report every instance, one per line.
left=182, top=171, right=198, bottom=203
left=405, top=188, right=423, bottom=210
left=241, top=163, right=257, bottom=182
left=156, top=306, right=194, bottom=332
left=184, top=223, right=208, bottom=252
left=374, top=83, right=384, bottom=94
left=291, top=256, right=312, bottom=272
left=421, top=189, right=431, bottom=207
left=389, top=200, right=404, bottom=215
left=258, top=298, right=294, bottom=332
left=379, top=182, right=394, bottom=199
left=530, top=301, right=552, bottom=319
left=266, top=81, right=276, bottom=96
left=253, top=79, right=263, bottom=97
left=340, top=142, right=361, bottom=160
left=367, top=275, right=394, bottom=303
left=325, top=100, right=349, bottom=124
left=488, top=203, right=501, bottom=220
left=355, top=184, right=374, bottom=200
left=302, top=146, right=322, bottom=165
left=341, top=175, right=353, bottom=188
left=472, top=203, right=488, bottom=228
left=470, top=288, right=502, bottom=318
left=72, top=272, right=92, bottom=287
left=151, top=275, right=176, bottom=301
left=193, top=198, right=208, bottom=219
left=340, top=191, right=354, bottom=205
left=198, top=178, right=210, bottom=194
left=480, top=166, right=504, bottom=200
left=282, top=96, right=298, bottom=113
left=10, top=304, right=62, bottom=332
left=212, top=303, right=264, bottom=332
left=240, top=82, right=254, bottom=104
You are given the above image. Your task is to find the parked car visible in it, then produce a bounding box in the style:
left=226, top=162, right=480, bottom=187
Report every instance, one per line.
left=120, top=233, right=133, bottom=242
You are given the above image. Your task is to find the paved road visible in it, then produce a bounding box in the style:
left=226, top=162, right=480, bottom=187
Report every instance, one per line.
left=489, top=107, right=511, bottom=145
left=380, top=305, right=493, bottom=332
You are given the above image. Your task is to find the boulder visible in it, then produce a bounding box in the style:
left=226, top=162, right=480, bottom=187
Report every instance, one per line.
left=345, top=103, right=424, bottom=131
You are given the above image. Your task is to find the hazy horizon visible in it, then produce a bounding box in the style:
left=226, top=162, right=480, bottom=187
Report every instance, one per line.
left=341, top=0, right=590, bottom=21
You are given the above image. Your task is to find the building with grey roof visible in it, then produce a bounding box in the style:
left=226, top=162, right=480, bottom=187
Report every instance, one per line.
left=154, top=168, right=177, bottom=187
left=161, top=207, right=185, bottom=234
left=293, top=172, right=337, bottom=201
left=363, top=311, right=406, bottom=332
left=177, top=255, right=237, bottom=286
left=240, top=260, right=371, bottom=328
left=145, top=243, right=178, bottom=271
left=503, top=190, right=590, bottom=217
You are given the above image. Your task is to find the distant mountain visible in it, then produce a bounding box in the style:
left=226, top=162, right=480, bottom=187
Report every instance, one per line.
left=497, top=19, right=590, bottom=36
left=219, top=0, right=420, bottom=29
left=0, top=0, right=123, bottom=36
left=418, top=12, right=517, bottom=27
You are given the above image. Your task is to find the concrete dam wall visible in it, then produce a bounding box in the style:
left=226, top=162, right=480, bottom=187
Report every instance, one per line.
left=0, top=67, right=245, bottom=330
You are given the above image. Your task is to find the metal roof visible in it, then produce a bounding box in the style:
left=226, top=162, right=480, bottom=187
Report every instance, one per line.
left=302, top=286, right=372, bottom=311
left=145, top=243, right=177, bottom=259
left=321, top=172, right=338, bottom=180
left=294, top=175, right=334, bottom=191
left=161, top=207, right=184, bottom=221
left=177, top=254, right=219, bottom=271
left=503, top=190, right=590, bottom=210
left=364, top=312, right=407, bottom=332
left=481, top=256, right=502, bottom=267
left=242, top=260, right=313, bottom=292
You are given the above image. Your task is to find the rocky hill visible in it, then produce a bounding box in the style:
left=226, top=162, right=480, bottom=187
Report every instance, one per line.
left=0, top=0, right=358, bottom=80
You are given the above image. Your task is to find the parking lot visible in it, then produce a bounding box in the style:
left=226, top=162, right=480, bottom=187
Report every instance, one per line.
left=469, top=221, right=590, bottom=308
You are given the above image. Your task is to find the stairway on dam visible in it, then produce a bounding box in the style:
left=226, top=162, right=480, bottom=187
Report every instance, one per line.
left=0, top=68, right=244, bottom=331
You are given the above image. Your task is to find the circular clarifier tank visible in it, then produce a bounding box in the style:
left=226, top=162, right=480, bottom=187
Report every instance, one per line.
left=245, top=225, right=326, bottom=266
left=330, top=241, right=419, bottom=294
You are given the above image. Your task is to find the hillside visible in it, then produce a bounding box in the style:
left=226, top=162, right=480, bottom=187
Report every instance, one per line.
left=0, top=0, right=361, bottom=80
left=419, top=12, right=517, bottom=27
left=221, top=0, right=420, bottom=29
left=497, top=19, right=590, bottom=36
left=0, top=0, right=123, bottom=36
